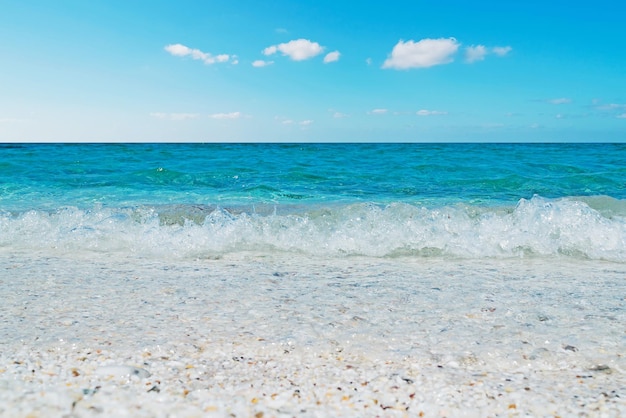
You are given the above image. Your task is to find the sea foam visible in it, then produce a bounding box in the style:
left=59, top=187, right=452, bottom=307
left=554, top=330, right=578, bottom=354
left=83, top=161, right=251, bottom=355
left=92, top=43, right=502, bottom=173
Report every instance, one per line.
left=1, top=196, right=624, bottom=262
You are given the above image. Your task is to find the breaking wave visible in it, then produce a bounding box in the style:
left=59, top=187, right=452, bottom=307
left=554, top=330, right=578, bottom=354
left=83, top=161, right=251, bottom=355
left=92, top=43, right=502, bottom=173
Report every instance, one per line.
left=1, top=196, right=625, bottom=262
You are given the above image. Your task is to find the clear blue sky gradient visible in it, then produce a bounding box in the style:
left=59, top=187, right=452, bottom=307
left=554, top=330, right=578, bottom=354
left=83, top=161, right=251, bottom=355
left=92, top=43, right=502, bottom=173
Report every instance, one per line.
left=1, top=0, right=625, bottom=142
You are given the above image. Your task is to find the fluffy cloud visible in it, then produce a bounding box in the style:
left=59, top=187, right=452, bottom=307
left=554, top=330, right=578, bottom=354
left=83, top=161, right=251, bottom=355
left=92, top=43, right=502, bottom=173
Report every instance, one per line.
left=150, top=112, right=198, bottom=121
left=465, top=45, right=488, bottom=63
left=323, top=51, right=341, bottom=63
left=165, top=44, right=236, bottom=65
left=382, top=38, right=459, bottom=69
left=209, top=112, right=242, bottom=119
left=252, top=60, right=274, bottom=67
left=416, top=109, right=447, bottom=116
left=263, top=39, right=324, bottom=61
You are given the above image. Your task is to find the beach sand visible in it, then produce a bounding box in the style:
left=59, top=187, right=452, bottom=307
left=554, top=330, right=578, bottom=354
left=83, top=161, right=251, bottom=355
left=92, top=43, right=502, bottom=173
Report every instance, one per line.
left=1, top=252, right=625, bottom=417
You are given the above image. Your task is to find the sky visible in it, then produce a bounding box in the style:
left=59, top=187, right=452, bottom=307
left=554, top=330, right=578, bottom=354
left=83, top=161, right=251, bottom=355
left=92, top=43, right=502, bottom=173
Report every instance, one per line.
left=1, top=0, right=625, bottom=142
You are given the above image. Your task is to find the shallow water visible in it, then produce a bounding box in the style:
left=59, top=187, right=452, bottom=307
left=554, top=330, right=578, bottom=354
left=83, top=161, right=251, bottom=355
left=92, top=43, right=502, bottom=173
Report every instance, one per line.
left=3, top=252, right=624, bottom=371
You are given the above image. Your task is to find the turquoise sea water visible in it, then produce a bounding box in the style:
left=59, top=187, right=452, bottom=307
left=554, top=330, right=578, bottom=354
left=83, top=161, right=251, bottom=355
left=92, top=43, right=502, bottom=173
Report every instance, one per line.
left=1, top=143, right=625, bottom=261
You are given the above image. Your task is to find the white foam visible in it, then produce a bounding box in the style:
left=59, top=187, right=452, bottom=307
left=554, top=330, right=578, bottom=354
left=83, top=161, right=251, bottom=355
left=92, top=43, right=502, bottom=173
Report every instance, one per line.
left=1, top=195, right=624, bottom=262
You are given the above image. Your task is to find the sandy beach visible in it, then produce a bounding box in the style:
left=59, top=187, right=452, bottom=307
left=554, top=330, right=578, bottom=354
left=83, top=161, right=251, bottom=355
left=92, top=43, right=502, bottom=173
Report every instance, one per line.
left=2, top=252, right=625, bottom=417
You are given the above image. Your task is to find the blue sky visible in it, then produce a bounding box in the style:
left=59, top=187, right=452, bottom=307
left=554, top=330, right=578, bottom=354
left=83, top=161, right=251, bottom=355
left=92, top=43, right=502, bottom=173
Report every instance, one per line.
left=1, top=0, right=625, bottom=142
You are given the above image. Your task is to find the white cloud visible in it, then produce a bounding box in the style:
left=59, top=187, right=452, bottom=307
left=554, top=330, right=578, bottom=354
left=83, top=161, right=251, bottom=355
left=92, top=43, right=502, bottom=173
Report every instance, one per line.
left=274, top=116, right=295, bottom=125
left=365, top=58, right=372, bottom=66
left=300, top=120, right=313, bottom=126
left=332, top=112, right=348, bottom=118
left=618, top=113, right=626, bottom=119
left=465, top=45, right=487, bottom=63
left=466, top=45, right=511, bottom=63
left=263, top=39, right=324, bottom=61
left=164, top=43, right=236, bottom=65
left=216, top=54, right=230, bottom=63
left=263, top=45, right=278, bottom=55
left=369, top=109, right=388, bottom=115
left=548, top=98, right=572, bottom=104
left=150, top=112, right=198, bottom=121
left=492, top=46, right=512, bottom=56
left=252, top=60, right=274, bottom=67
left=382, top=38, right=459, bottom=70
left=164, top=44, right=191, bottom=57
left=416, top=109, right=447, bottom=116
left=209, top=112, right=242, bottom=120
left=323, top=51, right=341, bottom=63
left=596, top=103, right=626, bottom=110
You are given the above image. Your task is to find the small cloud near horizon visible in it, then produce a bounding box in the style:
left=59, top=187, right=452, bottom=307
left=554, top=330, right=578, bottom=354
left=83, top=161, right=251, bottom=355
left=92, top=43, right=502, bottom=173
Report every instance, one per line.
left=492, top=46, right=512, bottom=56
left=209, top=112, right=242, bottom=119
left=369, top=109, right=388, bottom=115
left=595, top=102, right=626, bottom=110
left=0, top=117, right=27, bottom=123
left=548, top=98, right=572, bottom=105
left=150, top=112, right=198, bottom=121
left=164, top=44, right=237, bottom=65
left=416, top=109, right=448, bottom=116
left=465, top=45, right=512, bottom=63
left=252, top=60, right=274, bottom=67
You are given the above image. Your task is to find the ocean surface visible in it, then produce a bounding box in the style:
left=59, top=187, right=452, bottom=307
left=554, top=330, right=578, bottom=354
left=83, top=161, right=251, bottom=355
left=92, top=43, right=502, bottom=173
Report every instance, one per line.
left=1, top=143, right=625, bottom=262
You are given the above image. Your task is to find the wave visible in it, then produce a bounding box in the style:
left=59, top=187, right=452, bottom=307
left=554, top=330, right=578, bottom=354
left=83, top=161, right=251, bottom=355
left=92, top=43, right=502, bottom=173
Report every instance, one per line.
left=1, top=196, right=625, bottom=262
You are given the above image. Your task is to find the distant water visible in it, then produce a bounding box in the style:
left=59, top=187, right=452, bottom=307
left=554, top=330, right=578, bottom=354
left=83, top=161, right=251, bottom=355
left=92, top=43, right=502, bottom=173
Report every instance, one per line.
left=1, top=143, right=625, bottom=261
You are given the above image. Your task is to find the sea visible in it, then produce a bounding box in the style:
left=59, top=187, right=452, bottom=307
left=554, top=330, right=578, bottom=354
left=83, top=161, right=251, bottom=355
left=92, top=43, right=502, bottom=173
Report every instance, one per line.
left=1, top=143, right=625, bottom=261
left=1, top=143, right=625, bottom=416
